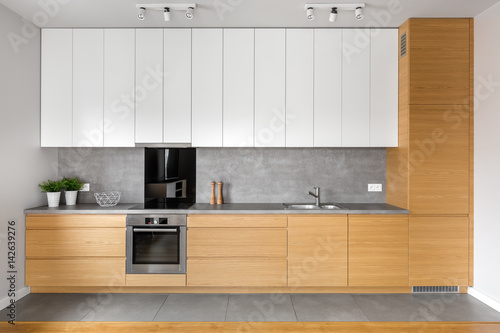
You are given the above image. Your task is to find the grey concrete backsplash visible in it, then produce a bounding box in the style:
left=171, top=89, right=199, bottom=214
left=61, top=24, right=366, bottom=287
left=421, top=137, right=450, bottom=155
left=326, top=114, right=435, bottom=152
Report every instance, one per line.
left=197, top=148, right=386, bottom=204
left=58, top=147, right=385, bottom=204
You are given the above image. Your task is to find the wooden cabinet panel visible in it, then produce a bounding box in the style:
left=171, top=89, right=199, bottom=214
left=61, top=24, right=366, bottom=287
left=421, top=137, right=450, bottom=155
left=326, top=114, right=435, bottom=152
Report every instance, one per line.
left=288, top=215, right=347, bottom=287
left=126, top=274, right=186, bottom=287
left=349, top=215, right=409, bottom=286
left=187, top=258, right=287, bottom=287
left=187, top=215, right=287, bottom=228
left=26, top=258, right=125, bottom=287
left=409, top=105, right=469, bottom=215
left=409, top=216, right=469, bottom=286
left=188, top=228, right=287, bottom=258
left=26, top=214, right=126, bottom=229
left=26, top=228, right=125, bottom=257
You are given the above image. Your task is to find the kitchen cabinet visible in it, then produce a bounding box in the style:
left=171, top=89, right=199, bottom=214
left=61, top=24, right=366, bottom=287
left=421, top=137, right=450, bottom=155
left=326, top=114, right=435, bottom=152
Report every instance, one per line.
left=191, top=29, right=223, bottom=147
left=125, top=274, right=186, bottom=287
left=348, top=215, right=409, bottom=286
left=25, top=214, right=126, bottom=287
left=288, top=215, right=347, bottom=287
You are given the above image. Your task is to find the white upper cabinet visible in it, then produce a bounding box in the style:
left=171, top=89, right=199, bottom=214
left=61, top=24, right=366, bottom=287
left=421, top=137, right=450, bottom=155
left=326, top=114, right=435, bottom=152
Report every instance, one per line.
left=104, top=29, right=135, bottom=147
left=342, top=29, right=371, bottom=147
left=314, top=29, right=342, bottom=147
left=370, top=29, right=398, bottom=147
left=135, top=29, right=164, bottom=143
left=286, top=29, right=314, bottom=147
left=41, top=29, right=72, bottom=147
left=223, top=29, right=255, bottom=147
left=164, top=29, right=192, bottom=144
left=192, top=29, right=223, bottom=147
left=255, top=29, right=286, bottom=147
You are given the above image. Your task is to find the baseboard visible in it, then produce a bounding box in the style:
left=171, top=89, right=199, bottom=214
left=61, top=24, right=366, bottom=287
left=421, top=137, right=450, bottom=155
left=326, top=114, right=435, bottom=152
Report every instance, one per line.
left=469, top=287, right=500, bottom=313
left=0, top=286, right=30, bottom=310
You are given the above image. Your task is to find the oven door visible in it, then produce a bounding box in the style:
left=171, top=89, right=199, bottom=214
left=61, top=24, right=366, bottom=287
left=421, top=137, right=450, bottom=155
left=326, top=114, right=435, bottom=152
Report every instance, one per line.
left=126, top=225, right=186, bottom=274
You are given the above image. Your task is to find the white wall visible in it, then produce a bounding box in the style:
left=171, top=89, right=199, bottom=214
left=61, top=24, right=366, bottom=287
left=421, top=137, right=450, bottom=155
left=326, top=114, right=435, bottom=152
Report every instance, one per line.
left=473, top=2, right=500, bottom=309
left=0, top=4, right=58, bottom=308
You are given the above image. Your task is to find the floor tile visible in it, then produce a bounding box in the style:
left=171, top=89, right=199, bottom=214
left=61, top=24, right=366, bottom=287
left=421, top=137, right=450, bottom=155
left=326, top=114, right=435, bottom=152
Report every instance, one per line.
left=81, top=293, right=168, bottom=321
left=353, top=294, right=442, bottom=322
left=153, top=294, right=228, bottom=322
left=226, top=294, right=297, bottom=322
left=291, top=294, right=369, bottom=322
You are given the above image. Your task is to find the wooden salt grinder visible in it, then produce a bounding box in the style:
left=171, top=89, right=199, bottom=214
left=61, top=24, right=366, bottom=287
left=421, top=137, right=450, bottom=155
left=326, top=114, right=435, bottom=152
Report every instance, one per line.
left=210, top=181, right=216, bottom=205
left=217, top=181, right=224, bottom=204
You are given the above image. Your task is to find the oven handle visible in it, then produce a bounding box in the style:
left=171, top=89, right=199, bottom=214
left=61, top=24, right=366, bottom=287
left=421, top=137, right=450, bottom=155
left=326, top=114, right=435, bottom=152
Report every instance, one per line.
left=133, top=228, right=178, bottom=233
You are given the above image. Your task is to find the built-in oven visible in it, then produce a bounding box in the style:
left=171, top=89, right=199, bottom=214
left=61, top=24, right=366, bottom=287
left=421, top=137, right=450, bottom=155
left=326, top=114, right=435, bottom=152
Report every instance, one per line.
left=126, top=214, right=186, bottom=274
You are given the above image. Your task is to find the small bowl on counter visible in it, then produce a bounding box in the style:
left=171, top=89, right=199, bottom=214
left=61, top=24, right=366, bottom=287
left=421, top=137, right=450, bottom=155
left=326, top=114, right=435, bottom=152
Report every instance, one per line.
left=94, top=191, right=121, bottom=207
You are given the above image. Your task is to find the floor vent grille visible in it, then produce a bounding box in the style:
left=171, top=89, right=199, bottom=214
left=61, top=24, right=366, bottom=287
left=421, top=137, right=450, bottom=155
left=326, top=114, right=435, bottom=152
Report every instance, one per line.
left=412, top=286, right=459, bottom=293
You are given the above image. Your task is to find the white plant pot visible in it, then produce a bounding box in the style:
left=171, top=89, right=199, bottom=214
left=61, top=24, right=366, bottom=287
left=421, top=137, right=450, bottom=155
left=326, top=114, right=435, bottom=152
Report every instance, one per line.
left=65, top=190, right=78, bottom=206
left=47, top=192, right=61, bottom=208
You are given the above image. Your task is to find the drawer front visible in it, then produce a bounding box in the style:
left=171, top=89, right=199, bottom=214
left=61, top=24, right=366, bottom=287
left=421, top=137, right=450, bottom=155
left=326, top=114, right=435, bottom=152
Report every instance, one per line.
left=187, top=258, right=287, bottom=287
left=26, top=228, right=125, bottom=257
left=26, top=214, right=126, bottom=229
left=188, top=228, right=287, bottom=258
left=26, top=258, right=125, bottom=287
left=125, top=274, right=186, bottom=287
left=187, top=215, right=287, bottom=228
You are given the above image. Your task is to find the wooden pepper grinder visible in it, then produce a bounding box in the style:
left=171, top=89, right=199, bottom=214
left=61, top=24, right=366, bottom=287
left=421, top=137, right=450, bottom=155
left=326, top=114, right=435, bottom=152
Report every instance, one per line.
left=210, top=181, right=216, bottom=205
left=217, top=181, right=224, bottom=204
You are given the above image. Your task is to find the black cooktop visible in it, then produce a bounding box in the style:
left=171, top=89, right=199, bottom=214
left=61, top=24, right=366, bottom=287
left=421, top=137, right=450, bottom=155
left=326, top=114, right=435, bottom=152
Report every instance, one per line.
left=129, top=202, right=194, bottom=210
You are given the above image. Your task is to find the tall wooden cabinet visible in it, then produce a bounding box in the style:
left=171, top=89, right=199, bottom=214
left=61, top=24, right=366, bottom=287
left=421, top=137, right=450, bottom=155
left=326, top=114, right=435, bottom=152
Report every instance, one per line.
left=386, top=19, right=473, bottom=287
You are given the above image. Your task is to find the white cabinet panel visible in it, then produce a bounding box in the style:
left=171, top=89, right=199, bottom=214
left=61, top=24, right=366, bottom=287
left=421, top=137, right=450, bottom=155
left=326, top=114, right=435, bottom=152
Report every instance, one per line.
left=104, top=29, right=135, bottom=147
left=371, top=29, right=398, bottom=147
left=223, top=29, right=254, bottom=147
left=164, top=29, right=192, bottom=143
left=135, top=29, right=164, bottom=143
left=342, top=29, right=370, bottom=147
left=286, top=29, right=314, bottom=147
left=192, top=29, right=223, bottom=147
left=41, top=29, right=72, bottom=147
left=314, top=29, right=342, bottom=147
left=255, top=29, right=286, bottom=147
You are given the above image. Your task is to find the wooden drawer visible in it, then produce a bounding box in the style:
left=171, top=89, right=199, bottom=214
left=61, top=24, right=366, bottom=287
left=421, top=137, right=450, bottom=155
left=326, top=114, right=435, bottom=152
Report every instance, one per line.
left=125, top=274, right=186, bottom=287
left=188, top=228, right=287, bottom=258
left=187, top=258, right=287, bottom=287
left=26, top=214, right=126, bottom=229
left=26, top=228, right=125, bottom=258
left=26, top=258, right=125, bottom=287
left=187, top=214, right=287, bottom=228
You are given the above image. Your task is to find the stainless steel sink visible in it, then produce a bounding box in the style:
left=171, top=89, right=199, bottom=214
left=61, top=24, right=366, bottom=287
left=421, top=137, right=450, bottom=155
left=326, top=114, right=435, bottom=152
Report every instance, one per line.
left=283, top=203, right=347, bottom=210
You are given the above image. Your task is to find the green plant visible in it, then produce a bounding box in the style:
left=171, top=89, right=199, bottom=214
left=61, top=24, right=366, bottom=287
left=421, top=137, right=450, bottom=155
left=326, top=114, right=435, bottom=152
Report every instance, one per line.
left=38, top=179, right=64, bottom=193
left=62, top=177, right=84, bottom=191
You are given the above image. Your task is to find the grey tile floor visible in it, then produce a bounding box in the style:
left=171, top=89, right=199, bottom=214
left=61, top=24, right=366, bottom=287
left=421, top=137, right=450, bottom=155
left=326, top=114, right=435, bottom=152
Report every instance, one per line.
left=2, top=293, right=500, bottom=322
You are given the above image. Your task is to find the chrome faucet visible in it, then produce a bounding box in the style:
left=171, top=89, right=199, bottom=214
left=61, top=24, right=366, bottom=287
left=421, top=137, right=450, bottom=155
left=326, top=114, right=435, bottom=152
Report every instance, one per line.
left=308, top=187, right=320, bottom=206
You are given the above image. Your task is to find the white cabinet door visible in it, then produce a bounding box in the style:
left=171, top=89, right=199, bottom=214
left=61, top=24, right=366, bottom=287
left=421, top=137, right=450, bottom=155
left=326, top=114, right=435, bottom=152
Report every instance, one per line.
left=255, top=29, right=286, bottom=147
left=103, top=29, right=135, bottom=147
left=286, top=29, right=314, bottom=147
left=164, top=29, right=192, bottom=143
left=192, top=29, right=223, bottom=147
left=41, top=29, right=72, bottom=147
left=223, top=29, right=254, bottom=147
left=135, top=29, right=164, bottom=143
left=370, top=29, right=398, bottom=147
left=72, top=29, right=104, bottom=147
left=342, top=29, right=370, bottom=147
left=314, top=29, right=342, bottom=147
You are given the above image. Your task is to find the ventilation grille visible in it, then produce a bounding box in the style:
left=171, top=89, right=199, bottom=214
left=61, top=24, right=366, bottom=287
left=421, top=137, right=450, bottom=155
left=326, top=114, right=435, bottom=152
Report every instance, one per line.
left=412, top=286, right=459, bottom=293
left=400, top=32, right=407, bottom=58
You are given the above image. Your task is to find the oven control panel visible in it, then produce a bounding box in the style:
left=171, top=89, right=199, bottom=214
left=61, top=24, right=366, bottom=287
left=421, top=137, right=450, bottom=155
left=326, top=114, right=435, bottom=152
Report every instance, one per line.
left=145, top=217, right=169, bottom=225
left=126, top=214, right=187, bottom=226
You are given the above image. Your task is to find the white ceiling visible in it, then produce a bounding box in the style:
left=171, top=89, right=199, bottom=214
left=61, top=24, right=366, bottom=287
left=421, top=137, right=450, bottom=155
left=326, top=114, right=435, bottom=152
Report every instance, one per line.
left=1, top=0, right=499, bottom=28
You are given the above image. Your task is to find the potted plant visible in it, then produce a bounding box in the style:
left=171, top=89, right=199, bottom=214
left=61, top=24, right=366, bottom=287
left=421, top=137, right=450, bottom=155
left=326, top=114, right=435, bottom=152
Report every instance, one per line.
left=38, top=179, right=64, bottom=207
left=62, top=177, right=84, bottom=205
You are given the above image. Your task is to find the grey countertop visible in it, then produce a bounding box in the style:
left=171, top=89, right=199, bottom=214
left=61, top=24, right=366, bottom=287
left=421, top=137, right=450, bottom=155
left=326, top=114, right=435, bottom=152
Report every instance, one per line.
left=25, top=202, right=409, bottom=215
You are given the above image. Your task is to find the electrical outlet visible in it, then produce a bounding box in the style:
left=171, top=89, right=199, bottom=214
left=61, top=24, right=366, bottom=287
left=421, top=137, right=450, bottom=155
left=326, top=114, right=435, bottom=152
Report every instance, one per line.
left=81, top=183, right=90, bottom=191
left=368, top=184, right=382, bottom=192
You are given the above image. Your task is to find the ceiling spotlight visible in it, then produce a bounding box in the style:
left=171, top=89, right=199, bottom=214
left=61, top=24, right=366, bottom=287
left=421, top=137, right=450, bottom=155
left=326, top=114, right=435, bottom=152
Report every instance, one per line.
left=329, top=7, right=337, bottom=22
left=306, top=7, right=315, bottom=20
left=137, top=7, right=146, bottom=20
left=355, top=6, right=364, bottom=20
left=186, top=7, right=194, bottom=19
left=164, top=7, right=171, bottom=21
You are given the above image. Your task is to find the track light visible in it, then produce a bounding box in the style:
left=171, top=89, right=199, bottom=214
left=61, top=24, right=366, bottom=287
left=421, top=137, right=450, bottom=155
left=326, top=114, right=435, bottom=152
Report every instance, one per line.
left=306, top=7, right=315, bottom=20
left=137, top=7, right=146, bottom=20
left=164, top=7, right=171, bottom=21
left=329, top=7, right=337, bottom=22
left=355, top=6, right=364, bottom=20
left=186, top=7, right=194, bottom=19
